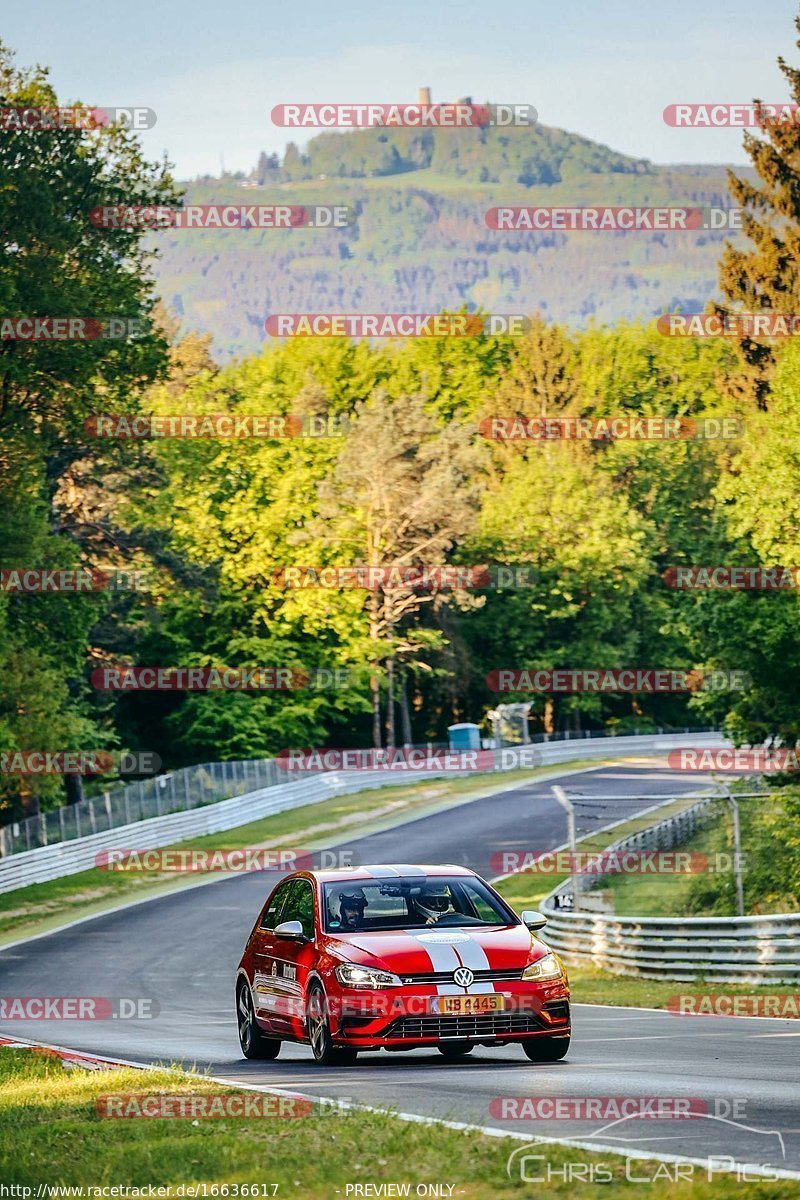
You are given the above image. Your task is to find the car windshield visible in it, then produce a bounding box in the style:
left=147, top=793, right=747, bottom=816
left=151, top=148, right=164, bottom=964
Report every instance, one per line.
left=323, top=875, right=518, bottom=933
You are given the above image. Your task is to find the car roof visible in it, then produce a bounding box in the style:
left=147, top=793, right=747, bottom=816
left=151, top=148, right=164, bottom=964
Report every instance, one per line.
left=307, top=864, right=477, bottom=884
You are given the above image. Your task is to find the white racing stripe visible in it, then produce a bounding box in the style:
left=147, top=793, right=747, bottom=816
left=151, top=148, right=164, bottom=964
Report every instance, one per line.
left=455, top=936, right=492, bottom=974
left=411, top=932, right=460, bottom=980
left=411, top=932, right=495, bottom=996
left=451, top=933, right=495, bottom=995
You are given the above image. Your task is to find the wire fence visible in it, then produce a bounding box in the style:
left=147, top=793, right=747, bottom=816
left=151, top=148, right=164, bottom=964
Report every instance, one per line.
left=0, top=758, right=292, bottom=857
left=539, top=786, right=800, bottom=980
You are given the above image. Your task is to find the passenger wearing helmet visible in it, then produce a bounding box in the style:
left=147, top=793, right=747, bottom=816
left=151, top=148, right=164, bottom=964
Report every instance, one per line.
left=335, top=888, right=368, bottom=931
left=414, top=882, right=454, bottom=925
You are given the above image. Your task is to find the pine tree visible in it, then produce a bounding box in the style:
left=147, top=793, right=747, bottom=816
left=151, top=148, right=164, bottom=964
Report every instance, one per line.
left=719, top=12, right=800, bottom=408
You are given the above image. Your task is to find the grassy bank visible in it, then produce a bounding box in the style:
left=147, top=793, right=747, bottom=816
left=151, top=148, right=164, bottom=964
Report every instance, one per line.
left=493, top=785, right=800, bottom=921
left=492, top=790, right=713, bottom=912
left=593, top=791, right=800, bottom=919
left=1, top=1047, right=795, bottom=1197
left=566, top=966, right=799, bottom=1013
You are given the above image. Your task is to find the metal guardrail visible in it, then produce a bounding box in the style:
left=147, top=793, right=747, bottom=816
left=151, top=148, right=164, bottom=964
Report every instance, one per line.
left=541, top=907, right=800, bottom=984
left=541, top=793, right=800, bottom=983
left=0, top=731, right=728, bottom=896
left=0, top=769, right=424, bottom=896
left=0, top=757, right=291, bottom=857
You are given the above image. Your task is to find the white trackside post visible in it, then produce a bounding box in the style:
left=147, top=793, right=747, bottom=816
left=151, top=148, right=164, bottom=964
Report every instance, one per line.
left=552, top=785, right=578, bottom=910
left=716, top=781, right=745, bottom=917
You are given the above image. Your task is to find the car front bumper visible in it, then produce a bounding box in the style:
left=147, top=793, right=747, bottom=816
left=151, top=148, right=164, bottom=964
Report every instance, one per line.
left=329, top=980, right=570, bottom=1048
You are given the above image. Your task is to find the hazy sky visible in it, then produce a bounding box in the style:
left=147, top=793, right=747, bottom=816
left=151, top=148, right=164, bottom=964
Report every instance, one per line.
left=10, top=0, right=800, bottom=177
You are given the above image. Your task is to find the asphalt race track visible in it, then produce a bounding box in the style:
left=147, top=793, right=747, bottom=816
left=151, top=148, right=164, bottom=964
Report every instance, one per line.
left=1, top=764, right=799, bottom=1177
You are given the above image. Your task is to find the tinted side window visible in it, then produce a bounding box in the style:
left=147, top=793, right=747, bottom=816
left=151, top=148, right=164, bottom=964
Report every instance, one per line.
left=281, top=879, right=315, bottom=940
left=458, top=881, right=505, bottom=922
left=259, top=880, right=293, bottom=930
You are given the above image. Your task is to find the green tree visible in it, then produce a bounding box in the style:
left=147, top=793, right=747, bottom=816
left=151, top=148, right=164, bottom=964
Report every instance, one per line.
left=718, top=12, right=800, bottom=408
left=319, top=390, right=483, bottom=746
left=464, top=445, right=653, bottom=733
left=706, top=340, right=800, bottom=747
left=0, top=41, right=179, bottom=813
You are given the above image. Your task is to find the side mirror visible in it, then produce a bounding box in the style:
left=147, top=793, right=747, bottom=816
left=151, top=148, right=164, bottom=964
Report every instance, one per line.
left=521, top=909, right=547, bottom=931
left=274, top=919, right=307, bottom=940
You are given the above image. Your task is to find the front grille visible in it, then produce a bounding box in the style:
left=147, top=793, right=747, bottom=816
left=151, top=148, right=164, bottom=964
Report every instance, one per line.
left=387, top=1011, right=545, bottom=1040
left=400, top=968, right=523, bottom=985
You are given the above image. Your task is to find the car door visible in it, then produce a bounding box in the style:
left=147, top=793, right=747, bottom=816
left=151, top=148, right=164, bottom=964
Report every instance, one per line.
left=250, top=878, right=294, bottom=1029
left=269, top=877, right=317, bottom=1037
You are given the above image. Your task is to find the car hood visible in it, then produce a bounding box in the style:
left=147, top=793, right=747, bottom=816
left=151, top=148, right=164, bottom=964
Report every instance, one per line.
left=323, top=924, right=544, bottom=975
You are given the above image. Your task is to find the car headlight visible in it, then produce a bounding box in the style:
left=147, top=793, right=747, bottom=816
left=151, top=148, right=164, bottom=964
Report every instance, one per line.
left=522, top=952, right=564, bottom=981
left=334, top=964, right=403, bottom=989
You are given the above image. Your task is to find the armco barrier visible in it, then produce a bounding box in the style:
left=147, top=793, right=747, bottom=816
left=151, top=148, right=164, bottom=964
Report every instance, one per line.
left=540, top=905, right=800, bottom=984
left=0, top=731, right=728, bottom=896
left=0, top=770, right=418, bottom=895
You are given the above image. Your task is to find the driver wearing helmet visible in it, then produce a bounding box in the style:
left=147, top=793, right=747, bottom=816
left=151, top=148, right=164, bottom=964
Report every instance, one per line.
left=414, top=882, right=454, bottom=925
left=334, top=888, right=368, bottom=931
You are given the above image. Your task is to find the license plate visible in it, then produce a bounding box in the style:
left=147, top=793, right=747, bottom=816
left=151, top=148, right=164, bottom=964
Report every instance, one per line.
left=432, top=995, right=505, bottom=1015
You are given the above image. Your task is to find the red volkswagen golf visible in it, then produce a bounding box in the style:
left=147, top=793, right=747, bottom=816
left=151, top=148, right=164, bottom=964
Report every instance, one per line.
left=235, top=864, right=570, bottom=1065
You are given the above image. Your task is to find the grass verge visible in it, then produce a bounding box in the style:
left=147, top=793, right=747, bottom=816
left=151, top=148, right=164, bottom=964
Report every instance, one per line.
left=591, top=793, right=797, bottom=919
left=1, top=1047, right=795, bottom=1197
left=565, top=966, right=800, bottom=1012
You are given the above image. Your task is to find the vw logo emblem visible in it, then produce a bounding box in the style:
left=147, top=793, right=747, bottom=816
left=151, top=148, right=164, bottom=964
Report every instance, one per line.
left=454, top=967, right=474, bottom=988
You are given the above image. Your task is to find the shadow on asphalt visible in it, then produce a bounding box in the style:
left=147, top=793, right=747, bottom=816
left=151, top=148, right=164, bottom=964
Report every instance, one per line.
left=184, top=1051, right=574, bottom=1076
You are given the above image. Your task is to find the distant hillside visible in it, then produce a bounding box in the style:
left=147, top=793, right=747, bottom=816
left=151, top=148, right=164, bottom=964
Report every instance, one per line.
left=254, top=120, right=654, bottom=186
left=153, top=123, right=745, bottom=361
